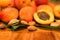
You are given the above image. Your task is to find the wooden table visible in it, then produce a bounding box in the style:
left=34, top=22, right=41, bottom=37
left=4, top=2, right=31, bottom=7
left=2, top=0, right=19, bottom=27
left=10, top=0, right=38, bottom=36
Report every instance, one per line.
left=0, top=28, right=60, bottom=40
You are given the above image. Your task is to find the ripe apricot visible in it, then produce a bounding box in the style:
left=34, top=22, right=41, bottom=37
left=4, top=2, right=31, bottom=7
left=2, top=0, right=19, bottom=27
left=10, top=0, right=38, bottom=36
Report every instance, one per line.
left=15, top=0, right=36, bottom=9
left=19, top=6, right=35, bottom=22
left=34, top=10, right=54, bottom=24
left=37, top=5, right=53, bottom=12
left=0, top=11, right=2, bottom=19
left=0, top=0, right=14, bottom=7
left=54, top=5, right=60, bottom=18
left=34, top=0, right=49, bottom=6
left=1, top=7, right=18, bottom=23
left=48, top=3, right=55, bottom=9
left=34, top=5, right=54, bottom=24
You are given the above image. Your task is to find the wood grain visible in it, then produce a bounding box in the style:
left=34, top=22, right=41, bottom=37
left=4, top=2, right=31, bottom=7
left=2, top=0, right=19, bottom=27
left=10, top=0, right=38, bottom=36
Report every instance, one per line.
left=0, top=28, right=60, bottom=40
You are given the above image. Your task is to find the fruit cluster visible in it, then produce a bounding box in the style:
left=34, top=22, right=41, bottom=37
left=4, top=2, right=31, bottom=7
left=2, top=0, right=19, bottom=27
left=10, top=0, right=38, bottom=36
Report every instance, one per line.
left=0, top=0, right=60, bottom=30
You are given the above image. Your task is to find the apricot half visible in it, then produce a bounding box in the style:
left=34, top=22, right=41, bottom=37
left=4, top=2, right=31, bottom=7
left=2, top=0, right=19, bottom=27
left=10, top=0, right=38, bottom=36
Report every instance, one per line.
left=54, top=5, right=60, bottom=18
left=34, top=9, right=54, bottom=24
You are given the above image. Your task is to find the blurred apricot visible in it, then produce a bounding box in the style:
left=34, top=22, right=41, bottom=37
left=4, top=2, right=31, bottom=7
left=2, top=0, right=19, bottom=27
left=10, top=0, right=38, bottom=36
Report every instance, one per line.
left=1, top=7, right=18, bottom=23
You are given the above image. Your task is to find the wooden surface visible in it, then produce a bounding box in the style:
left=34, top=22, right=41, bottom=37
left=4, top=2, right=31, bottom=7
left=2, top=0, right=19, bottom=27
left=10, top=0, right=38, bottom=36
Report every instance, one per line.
left=0, top=28, right=60, bottom=40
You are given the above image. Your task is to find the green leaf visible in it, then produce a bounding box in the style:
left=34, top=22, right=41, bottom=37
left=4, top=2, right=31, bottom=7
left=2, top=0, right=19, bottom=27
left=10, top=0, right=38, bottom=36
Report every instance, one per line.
left=34, top=23, right=60, bottom=30
left=11, top=26, right=19, bottom=31
left=11, top=24, right=29, bottom=31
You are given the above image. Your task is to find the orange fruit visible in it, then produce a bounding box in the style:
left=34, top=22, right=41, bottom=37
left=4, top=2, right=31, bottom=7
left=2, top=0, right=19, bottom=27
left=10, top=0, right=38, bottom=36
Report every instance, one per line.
left=19, top=6, right=35, bottom=22
left=1, top=7, right=18, bottom=23
left=15, top=0, right=36, bottom=9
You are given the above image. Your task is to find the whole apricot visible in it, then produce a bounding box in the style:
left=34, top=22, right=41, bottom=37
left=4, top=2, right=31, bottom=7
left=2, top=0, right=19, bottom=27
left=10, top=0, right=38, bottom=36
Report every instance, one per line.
left=37, top=5, right=53, bottom=12
left=1, top=7, right=18, bottom=23
left=0, top=0, right=14, bottom=7
left=19, top=6, right=35, bottom=22
left=54, top=5, right=60, bottom=18
left=15, top=0, right=36, bottom=9
left=0, top=11, right=2, bottom=19
left=34, top=0, right=49, bottom=6
left=48, top=3, right=55, bottom=9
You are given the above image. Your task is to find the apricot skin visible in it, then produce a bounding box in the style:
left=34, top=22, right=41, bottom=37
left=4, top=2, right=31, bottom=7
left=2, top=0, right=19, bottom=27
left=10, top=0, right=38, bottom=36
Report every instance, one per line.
left=0, top=0, right=14, bottom=7
left=37, top=5, right=53, bottom=12
left=15, top=0, right=36, bottom=9
left=0, top=11, right=2, bottom=19
left=19, top=6, right=35, bottom=22
left=1, top=7, right=18, bottom=23
left=34, top=0, right=48, bottom=6
left=54, top=5, right=60, bottom=18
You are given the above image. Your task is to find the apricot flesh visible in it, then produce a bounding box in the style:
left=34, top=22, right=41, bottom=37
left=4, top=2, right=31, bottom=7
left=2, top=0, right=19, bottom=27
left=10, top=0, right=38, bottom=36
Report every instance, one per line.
left=34, top=9, right=54, bottom=24
left=1, top=7, right=18, bottom=23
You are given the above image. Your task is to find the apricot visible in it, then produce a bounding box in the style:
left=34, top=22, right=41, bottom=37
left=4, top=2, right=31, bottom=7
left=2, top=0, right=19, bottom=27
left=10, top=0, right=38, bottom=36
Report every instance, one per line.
left=34, top=9, right=54, bottom=24
left=0, top=11, right=2, bottom=19
left=34, top=0, right=48, bottom=6
left=54, top=5, right=60, bottom=18
left=19, top=6, right=35, bottom=22
left=1, top=7, right=18, bottom=23
left=15, top=0, right=36, bottom=9
left=48, top=3, right=55, bottom=9
left=0, top=0, right=14, bottom=7
left=37, top=5, right=53, bottom=12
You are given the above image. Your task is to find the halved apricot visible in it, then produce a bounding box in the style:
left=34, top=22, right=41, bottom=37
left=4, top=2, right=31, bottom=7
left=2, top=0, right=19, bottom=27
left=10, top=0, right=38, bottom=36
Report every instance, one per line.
left=34, top=9, right=54, bottom=24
